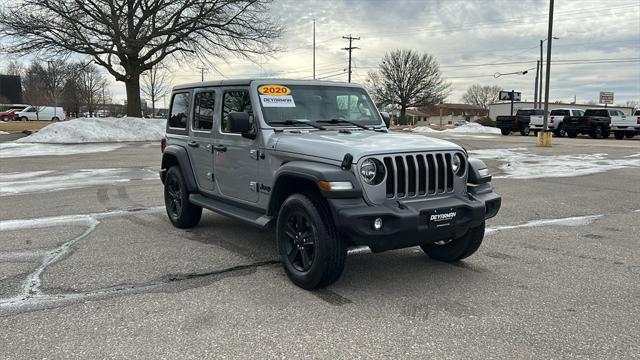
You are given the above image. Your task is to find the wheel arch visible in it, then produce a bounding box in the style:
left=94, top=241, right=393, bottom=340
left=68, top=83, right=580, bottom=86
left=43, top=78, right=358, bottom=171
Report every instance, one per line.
left=161, top=145, right=198, bottom=192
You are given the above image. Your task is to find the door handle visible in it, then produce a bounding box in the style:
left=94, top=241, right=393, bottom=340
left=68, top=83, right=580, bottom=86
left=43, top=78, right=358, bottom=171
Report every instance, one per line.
left=213, top=145, right=227, bottom=152
left=187, top=141, right=199, bottom=148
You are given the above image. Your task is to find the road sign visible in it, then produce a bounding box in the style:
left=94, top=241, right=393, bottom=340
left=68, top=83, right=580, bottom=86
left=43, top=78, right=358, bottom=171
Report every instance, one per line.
left=499, top=90, right=521, bottom=101
left=599, top=92, right=614, bottom=104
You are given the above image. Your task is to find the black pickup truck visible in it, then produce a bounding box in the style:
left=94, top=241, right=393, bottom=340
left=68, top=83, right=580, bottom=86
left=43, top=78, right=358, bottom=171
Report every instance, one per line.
left=563, top=109, right=613, bottom=139
left=496, top=109, right=543, bottom=136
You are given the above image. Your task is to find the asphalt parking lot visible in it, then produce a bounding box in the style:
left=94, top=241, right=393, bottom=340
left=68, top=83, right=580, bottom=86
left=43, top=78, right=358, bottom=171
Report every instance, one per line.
left=1, top=133, right=639, bottom=358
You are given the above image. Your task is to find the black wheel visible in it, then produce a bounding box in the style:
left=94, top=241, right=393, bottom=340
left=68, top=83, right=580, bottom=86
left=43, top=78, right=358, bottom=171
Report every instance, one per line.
left=591, top=125, right=603, bottom=139
left=1, top=116, right=7, bottom=122
left=276, top=193, right=346, bottom=290
left=520, top=127, right=530, bottom=136
left=52, top=117, right=60, bottom=122
left=614, top=131, right=624, bottom=140
left=626, top=132, right=636, bottom=139
left=500, top=128, right=510, bottom=136
left=533, top=131, right=538, bottom=137
left=164, top=166, right=202, bottom=228
left=555, top=123, right=566, bottom=137
left=420, top=222, right=485, bottom=262
left=20, top=116, right=28, bottom=122
left=602, top=130, right=610, bottom=139
left=567, top=130, right=578, bottom=138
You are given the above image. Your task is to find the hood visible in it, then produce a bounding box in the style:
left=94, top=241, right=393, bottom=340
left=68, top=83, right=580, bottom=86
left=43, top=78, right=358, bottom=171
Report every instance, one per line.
left=272, top=130, right=462, bottom=162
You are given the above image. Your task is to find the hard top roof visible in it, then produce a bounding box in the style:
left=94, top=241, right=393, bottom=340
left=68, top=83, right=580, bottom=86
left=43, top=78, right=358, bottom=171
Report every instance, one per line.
left=172, top=78, right=363, bottom=91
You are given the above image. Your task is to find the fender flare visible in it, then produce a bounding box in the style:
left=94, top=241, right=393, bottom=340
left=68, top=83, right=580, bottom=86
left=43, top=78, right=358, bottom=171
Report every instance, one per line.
left=161, top=145, right=198, bottom=192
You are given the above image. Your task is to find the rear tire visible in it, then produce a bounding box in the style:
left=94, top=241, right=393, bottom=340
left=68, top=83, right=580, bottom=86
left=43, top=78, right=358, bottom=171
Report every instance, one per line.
left=591, top=125, right=603, bottom=139
left=164, top=166, right=202, bottom=229
left=52, top=117, right=60, bottom=122
left=500, top=128, right=510, bottom=136
left=554, top=123, right=566, bottom=137
left=520, top=127, right=530, bottom=136
left=276, top=193, right=346, bottom=290
left=421, top=222, right=485, bottom=262
left=614, top=131, right=624, bottom=140
left=20, top=116, right=28, bottom=122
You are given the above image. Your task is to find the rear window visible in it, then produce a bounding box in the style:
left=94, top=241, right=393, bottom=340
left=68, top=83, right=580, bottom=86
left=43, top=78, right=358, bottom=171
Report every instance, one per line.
left=584, top=109, right=608, bottom=117
left=517, top=109, right=535, bottom=116
left=550, top=109, right=570, bottom=116
left=169, top=92, right=191, bottom=128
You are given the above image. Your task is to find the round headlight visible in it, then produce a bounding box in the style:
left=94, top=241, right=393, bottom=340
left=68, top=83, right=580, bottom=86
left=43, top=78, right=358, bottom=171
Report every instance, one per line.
left=452, top=153, right=465, bottom=176
left=360, top=158, right=385, bottom=185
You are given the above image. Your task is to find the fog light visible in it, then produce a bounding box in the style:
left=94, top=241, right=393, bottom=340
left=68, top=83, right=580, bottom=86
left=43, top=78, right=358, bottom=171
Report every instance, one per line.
left=373, top=217, right=383, bottom=230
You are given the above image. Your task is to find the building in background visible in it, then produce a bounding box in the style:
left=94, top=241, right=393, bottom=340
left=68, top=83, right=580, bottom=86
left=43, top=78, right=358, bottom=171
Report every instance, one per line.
left=488, top=102, right=634, bottom=119
left=0, top=75, right=23, bottom=104
left=404, top=103, right=488, bottom=126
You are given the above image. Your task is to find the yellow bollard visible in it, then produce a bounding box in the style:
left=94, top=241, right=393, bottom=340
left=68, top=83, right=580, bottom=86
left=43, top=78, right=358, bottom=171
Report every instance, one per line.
left=536, top=131, right=553, bottom=147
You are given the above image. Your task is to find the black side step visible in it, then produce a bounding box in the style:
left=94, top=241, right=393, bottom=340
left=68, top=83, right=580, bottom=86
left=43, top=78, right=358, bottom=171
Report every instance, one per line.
left=189, top=194, right=272, bottom=229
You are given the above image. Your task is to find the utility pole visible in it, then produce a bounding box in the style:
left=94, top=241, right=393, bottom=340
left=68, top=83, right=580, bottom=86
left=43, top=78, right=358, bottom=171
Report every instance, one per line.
left=342, top=34, right=360, bottom=83
left=534, top=60, right=539, bottom=107
left=539, top=40, right=544, bottom=109
left=197, top=67, right=206, bottom=82
left=538, top=0, right=555, bottom=147
left=312, top=19, right=316, bottom=80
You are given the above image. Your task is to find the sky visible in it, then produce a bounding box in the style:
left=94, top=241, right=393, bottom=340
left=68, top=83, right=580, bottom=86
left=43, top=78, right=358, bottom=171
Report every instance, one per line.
left=3, top=0, right=640, bottom=107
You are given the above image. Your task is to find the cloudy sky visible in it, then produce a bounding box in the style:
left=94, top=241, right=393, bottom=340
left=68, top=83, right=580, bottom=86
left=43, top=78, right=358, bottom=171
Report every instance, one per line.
left=5, top=0, right=640, bottom=107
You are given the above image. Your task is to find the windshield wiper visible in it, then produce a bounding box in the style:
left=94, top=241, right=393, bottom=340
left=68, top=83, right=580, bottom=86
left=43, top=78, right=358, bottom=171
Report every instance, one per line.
left=269, top=119, right=326, bottom=130
left=317, top=118, right=375, bottom=131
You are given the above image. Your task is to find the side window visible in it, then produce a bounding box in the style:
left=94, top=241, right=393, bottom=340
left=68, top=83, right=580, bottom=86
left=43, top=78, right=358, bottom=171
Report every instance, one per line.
left=222, top=90, right=251, bottom=133
left=169, top=92, right=190, bottom=128
left=193, top=91, right=215, bottom=131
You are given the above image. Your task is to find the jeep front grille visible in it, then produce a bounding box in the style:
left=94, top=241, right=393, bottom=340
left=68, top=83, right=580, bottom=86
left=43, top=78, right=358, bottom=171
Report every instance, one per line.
left=383, top=153, right=454, bottom=199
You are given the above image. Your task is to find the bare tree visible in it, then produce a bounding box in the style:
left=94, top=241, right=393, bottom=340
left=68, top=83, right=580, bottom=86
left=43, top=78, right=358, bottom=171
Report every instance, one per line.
left=624, top=99, right=639, bottom=108
left=4, top=60, right=24, bottom=77
left=0, top=0, right=281, bottom=117
left=22, top=62, right=50, bottom=120
left=367, top=49, right=450, bottom=124
left=461, top=84, right=502, bottom=109
left=141, top=65, right=171, bottom=117
left=77, top=64, right=108, bottom=117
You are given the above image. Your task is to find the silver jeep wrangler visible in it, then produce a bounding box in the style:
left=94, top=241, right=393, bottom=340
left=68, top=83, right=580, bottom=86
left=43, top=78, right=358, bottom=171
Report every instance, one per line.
left=160, top=79, right=501, bottom=289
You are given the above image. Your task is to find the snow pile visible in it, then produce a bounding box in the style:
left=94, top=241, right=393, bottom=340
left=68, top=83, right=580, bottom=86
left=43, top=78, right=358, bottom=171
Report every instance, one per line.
left=0, top=131, right=9, bottom=135
left=469, top=148, right=640, bottom=179
left=412, top=122, right=500, bottom=135
left=16, top=117, right=166, bottom=143
left=0, top=142, right=123, bottom=158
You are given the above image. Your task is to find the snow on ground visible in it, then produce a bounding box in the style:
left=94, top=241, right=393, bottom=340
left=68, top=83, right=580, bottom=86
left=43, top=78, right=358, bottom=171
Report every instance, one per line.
left=469, top=148, right=640, bottom=179
left=0, top=142, right=123, bottom=158
left=412, top=122, right=501, bottom=135
left=16, top=117, right=166, bottom=143
left=0, top=167, right=158, bottom=196
left=0, top=131, right=9, bottom=135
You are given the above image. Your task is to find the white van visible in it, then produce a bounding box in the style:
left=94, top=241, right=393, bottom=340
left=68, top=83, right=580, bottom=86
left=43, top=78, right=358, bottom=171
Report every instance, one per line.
left=15, top=106, right=65, bottom=121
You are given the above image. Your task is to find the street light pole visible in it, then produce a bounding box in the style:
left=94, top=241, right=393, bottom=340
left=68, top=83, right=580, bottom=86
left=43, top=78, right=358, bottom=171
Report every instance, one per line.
left=538, top=0, right=555, bottom=147
left=534, top=60, right=539, bottom=107
left=539, top=40, right=544, bottom=109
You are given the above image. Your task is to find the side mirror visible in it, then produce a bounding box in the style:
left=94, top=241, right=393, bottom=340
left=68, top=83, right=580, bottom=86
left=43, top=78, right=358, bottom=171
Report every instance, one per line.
left=380, top=112, right=391, bottom=128
left=228, top=112, right=255, bottom=139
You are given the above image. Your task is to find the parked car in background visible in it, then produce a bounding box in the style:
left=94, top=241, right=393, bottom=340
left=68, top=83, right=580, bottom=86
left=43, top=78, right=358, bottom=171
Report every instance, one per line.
left=1, top=108, right=22, bottom=121
left=563, top=109, right=621, bottom=139
left=529, top=108, right=584, bottom=137
left=496, top=109, right=543, bottom=136
left=14, top=106, right=65, bottom=121
left=611, top=109, right=640, bottom=139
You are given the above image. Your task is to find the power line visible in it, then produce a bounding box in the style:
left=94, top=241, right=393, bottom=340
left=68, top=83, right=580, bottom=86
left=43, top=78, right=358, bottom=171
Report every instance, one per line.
left=341, top=35, right=360, bottom=83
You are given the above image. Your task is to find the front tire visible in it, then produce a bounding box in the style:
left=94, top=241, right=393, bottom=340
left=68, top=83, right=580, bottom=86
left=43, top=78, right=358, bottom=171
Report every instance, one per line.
left=276, top=193, right=346, bottom=290
left=421, top=222, right=485, bottom=262
left=500, top=128, right=510, bottom=136
left=164, top=166, right=202, bottom=228
left=520, top=127, right=530, bottom=136
left=626, top=132, right=637, bottom=139
left=567, top=130, right=578, bottom=138
left=554, top=123, right=566, bottom=137
left=614, top=131, right=624, bottom=140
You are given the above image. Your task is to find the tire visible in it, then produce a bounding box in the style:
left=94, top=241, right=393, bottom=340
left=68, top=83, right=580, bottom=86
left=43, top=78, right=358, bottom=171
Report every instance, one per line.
left=602, top=130, right=610, bottom=139
left=567, top=130, right=578, bottom=138
left=20, top=116, right=28, bottom=122
left=591, top=125, right=603, bottom=139
left=626, top=132, right=636, bottom=139
left=421, top=222, right=485, bottom=262
left=276, top=193, right=346, bottom=290
left=1, top=116, right=7, bottom=122
left=520, top=127, right=530, bottom=136
left=52, top=117, right=60, bottom=122
left=533, top=131, right=538, bottom=137
left=554, top=123, right=566, bottom=138
left=164, top=166, right=202, bottom=229
left=614, top=131, right=624, bottom=140
left=500, top=128, right=510, bottom=136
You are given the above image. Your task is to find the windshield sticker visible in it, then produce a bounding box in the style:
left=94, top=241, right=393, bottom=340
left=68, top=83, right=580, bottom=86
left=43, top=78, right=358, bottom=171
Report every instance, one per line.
left=258, top=85, right=291, bottom=96
left=260, top=95, right=296, bottom=108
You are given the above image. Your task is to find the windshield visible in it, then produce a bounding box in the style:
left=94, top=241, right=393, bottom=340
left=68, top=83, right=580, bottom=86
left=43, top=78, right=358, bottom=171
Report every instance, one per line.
left=550, top=109, right=570, bottom=116
left=517, top=109, right=542, bottom=116
left=257, top=85, right=382, bottom=127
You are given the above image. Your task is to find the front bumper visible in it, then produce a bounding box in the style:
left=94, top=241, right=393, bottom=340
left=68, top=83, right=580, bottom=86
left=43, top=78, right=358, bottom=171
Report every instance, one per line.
left=328, top=185, right=501, bottom=252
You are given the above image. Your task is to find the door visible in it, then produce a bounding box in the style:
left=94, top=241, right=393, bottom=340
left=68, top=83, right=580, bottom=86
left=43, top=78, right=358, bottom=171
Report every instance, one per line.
left=213, top=88, right=259, bottom=203
left=188, top=89, right=217, bottom=193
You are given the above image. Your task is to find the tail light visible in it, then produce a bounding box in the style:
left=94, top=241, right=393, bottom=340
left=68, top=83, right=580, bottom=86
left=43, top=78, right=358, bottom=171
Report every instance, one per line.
left=514, top=116, right=519, bottom=124
left=586, top=117, right=592, bottom=125
left=637, top=117, right=640, bottom=125
left=160, top=138, right=167, bottom=152
left=550, top=116, right=554, bottom=124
